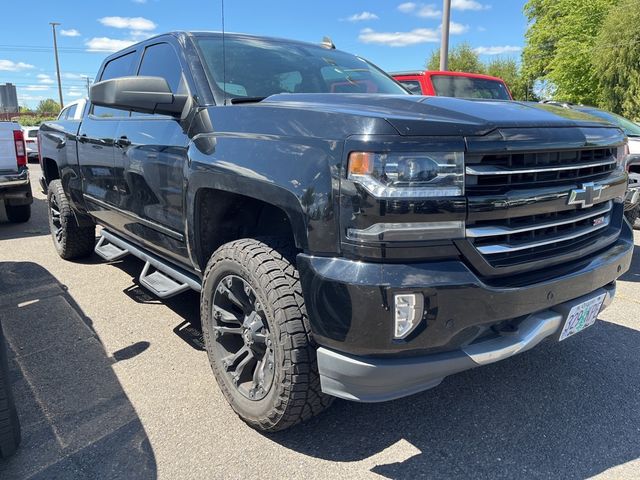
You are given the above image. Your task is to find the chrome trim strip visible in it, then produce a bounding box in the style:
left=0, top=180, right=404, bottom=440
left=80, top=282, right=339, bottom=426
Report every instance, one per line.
left=83, top=193, right=185, bottom=242
left=466, top=158, right=616, bottom=176
left=466, top=201, right=612, bottom=238
left=476, top=215, right=611, bottom=254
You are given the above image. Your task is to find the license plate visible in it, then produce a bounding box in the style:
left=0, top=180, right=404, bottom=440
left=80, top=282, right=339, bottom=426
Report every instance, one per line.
left=559, top=293, right=606, bottom=341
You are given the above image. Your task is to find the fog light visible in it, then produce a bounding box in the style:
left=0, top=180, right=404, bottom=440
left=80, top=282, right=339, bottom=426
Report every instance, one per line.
left=394, top=293, right=424, bottom=339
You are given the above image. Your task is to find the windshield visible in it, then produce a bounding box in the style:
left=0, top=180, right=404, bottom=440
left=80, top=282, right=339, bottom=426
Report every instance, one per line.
left=195, top=36, right=408, bottom=101
left=431, top=74, right=511, bottom=100
left=579, top=109, right=640, bottom=137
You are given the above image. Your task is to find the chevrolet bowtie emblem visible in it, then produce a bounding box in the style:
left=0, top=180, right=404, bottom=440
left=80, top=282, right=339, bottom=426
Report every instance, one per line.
left=567, top=182, right=603, bottom=208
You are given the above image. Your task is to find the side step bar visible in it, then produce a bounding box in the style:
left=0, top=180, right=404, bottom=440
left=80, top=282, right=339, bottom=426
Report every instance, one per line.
left=96, top=229, right=201, bottom=298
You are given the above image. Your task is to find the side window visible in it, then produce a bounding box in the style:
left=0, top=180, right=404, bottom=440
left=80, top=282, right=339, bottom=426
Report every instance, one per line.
left=138, top=43, right=185, bottom=93
left=399, top=80, right=422, bottom=95
left=92, top=51, right=136, bottom=118
left=66, top=104, right=78, bottom=119
left=132, top=42, right=186, bottom=117
left=57, top=107, right=69, bottom=120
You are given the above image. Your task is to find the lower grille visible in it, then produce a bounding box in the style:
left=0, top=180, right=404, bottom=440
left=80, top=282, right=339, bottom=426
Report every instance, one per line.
left=466, top=201, right=613, bottom=268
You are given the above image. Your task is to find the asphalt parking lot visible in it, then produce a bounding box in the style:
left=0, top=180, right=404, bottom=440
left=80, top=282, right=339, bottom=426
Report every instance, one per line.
left=0, top=163, right=639, bottom=480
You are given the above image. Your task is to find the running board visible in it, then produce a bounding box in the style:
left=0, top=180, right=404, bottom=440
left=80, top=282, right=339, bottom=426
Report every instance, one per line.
left=98, top=229, right=201, bottom=298
left=95, top=235, right=130, bottom=261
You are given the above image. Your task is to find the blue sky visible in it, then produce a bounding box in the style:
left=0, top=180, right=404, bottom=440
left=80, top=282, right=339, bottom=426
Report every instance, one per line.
left=0, top=0, right=528, bottom=108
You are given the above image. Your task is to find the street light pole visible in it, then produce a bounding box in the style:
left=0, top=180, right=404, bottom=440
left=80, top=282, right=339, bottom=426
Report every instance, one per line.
left=83, top=76, right=92, bottom=97
left=439, top=0, right=451, bottom=71
left=49, top=22, right=64, bottom=108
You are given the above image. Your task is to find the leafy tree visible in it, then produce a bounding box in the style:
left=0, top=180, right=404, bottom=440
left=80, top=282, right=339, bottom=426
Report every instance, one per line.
left=522, top=0, right=618, bottom=105
left=36, top=98, right=61, bottom=115
left=485, top=57, right=537, bottom=101
left=19, top=106, right=32, bottom=113
left=593, top=0, right=640, bottom=120
left=427, top=43, right=484, bottom=73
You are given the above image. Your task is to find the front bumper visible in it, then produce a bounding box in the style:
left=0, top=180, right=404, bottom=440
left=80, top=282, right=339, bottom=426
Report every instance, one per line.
left=298, top=220, right=633, bottom=401
left=318, top=285, right=615, bottom=402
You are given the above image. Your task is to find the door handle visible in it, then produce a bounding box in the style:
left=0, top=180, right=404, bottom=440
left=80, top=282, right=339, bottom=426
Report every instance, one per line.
left=116, top=136, right=131, bottom=148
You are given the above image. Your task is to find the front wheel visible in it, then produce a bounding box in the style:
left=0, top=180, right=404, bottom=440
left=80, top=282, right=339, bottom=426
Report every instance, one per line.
left=201, top=238, right=332, bottom=431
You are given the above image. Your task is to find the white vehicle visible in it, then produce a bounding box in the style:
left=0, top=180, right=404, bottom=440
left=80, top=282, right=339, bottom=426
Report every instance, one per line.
left=56, top=98, right=87, bottom=121
left=0, top=121, right=32, bottom=222
left=21, top=126, right=39, bottom=161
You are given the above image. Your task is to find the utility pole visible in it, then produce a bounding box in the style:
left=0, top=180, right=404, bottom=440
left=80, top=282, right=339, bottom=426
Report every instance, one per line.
left=83, top=76, right=92, bottom=97
left=439, top=0, right=451, bottom=71
left=50, top=22, right=64, bottom=108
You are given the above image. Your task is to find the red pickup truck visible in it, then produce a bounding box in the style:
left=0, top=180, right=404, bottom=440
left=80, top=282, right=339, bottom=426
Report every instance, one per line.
left=392, top=70, right=512, bottom=100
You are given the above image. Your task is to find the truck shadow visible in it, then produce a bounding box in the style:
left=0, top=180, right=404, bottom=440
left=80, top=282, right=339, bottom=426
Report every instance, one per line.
left=0, top=261, right=157, bottom=479
left=267, top=320, right=640, bottom=479
left=0, top=197, right=51, bottom=241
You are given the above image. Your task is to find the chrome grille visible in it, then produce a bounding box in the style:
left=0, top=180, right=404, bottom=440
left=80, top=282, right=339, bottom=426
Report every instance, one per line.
left=466, top=201, right=613, bottom=268
left=466, top=148, right=617, bottom=193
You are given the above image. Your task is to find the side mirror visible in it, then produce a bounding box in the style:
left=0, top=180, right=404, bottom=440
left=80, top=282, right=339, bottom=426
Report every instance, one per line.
left=90, top=76, right=188, bottom=117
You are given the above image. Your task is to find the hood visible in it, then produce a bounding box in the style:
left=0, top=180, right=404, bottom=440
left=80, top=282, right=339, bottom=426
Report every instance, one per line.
left=261, top=94, right=616, bottom=137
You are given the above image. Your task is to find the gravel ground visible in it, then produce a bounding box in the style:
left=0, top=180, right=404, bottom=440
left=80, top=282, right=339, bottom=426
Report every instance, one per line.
left=0, top=164, right=638, bottom=480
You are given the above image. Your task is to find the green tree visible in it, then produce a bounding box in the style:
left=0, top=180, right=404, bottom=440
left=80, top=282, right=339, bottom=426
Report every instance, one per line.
left=36, top=98, right=61, bottom=115
left=485, top=57, right=536, bottom=101
left=427, top=43, right=484, bottom=73
left=593, top=0, right=640, bottom=120
left=522, top=0, right=618, bottom=105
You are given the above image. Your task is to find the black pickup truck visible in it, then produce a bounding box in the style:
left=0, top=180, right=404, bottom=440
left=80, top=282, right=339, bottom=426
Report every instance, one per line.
left=39, top=32, right=634, bottom=431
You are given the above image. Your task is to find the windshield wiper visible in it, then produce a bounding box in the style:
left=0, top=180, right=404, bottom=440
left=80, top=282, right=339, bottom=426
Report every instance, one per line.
left=229, top=96, right=267, bottom=105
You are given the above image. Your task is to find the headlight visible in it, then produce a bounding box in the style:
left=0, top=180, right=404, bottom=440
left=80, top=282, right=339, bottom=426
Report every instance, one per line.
left=347, top=151, right=464, bottom=198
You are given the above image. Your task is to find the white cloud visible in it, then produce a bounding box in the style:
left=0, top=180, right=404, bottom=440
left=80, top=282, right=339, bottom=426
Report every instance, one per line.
left=358, top=27, right=439, bottom=47
left=451, top=0, right=490, bottom=11
left=474, top=45, right=522, bottom=55
left=23, top=85, right=50, bottom=91
left=132, top=0, right=147, bottom=3
left=0, top=60, right=34, bottom=72
left=397, top=2, right=417, bottom=13
left=37, top=74, right=54, bottom=84
left=99, top=16, right=156, bottom=31
left=448, top=21, right=469, bottom=34
left=62, top=72, right=85, bottom=80
left=398, top=3, right=441, bottom=18
left=85, top=37, right=136, bottom=53
left=417, top=5, right=441, bottom=17
left=129, top=30, right=155, bottom=40
left=345, top=11, right=379, bottom=22
left=60, top=29, right=81, bottom=37
left=67, top=89, right=84, bottom=98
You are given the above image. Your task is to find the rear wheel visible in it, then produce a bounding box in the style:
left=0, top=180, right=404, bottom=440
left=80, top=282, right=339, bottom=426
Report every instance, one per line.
left=0, top=322, right=20, bottom=458
left=201, top=238, right=332, bottom=431
left=47, top=179, right=95, bottom=259
left=5, top=204, right=30, bottom=223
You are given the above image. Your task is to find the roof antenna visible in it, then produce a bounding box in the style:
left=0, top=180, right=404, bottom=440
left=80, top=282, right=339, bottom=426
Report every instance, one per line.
left=321, top=36, right=336, bottom=49
left=221, top=0, right=227, bottom=105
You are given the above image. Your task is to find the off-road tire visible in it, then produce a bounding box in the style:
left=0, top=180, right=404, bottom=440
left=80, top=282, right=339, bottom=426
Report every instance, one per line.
left=5, top=204, right=30, bottom=223
left=0, top=322, right=20, bottom=458
left=47, top=179, right=95, bottom=260
left=201, top=238, right=333, bottom=431
left=625, top=204, right=639, bottom=229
